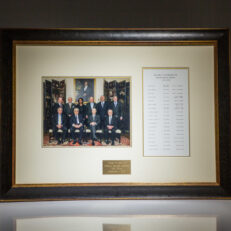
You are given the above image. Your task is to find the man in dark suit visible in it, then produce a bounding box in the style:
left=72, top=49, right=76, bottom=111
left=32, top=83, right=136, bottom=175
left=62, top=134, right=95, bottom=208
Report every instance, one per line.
left=65, top=97, right=75, bottom=116
left=110, top=95, right=123, bottom=128
left=52, top=107, right=67, bottom=144
left=52, top=97, right=65, bottom=115
left=96, top=95, right=109, bottom=129
left=88, top=108, right=100, bottom=145
left=104, top=109, right=117, bottom=145
left=69, top=108, right=83, bottom=145
left=86, top=96, right=97, bottom=118
left=64, top=97, right=75, bottom=128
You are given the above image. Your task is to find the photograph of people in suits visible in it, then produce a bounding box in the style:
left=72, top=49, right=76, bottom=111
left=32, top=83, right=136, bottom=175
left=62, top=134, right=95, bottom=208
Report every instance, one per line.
left=43, top=76, right=131, bottom=147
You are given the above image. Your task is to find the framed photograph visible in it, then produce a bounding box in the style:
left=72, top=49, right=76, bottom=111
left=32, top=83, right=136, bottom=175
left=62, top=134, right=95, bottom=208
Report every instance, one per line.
left=0, top=29, right=230, bottom=201
left=42, top=76, right=131, bottom=147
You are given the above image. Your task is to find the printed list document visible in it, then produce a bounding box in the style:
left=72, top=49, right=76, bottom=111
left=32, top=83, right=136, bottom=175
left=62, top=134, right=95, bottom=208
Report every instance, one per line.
left=143, top=68, right=189, bottom=156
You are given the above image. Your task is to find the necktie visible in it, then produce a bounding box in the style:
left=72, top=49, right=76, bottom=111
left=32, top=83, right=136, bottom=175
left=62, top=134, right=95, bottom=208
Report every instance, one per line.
left=58, top=115, right=61, bottom=125
left=101, top=102, right=104, bottom=107
left=76, top=115, right=79, bottom=124
left=114, top=102, right=117, bottom=107
left=109, top=116, right=112, bottom=125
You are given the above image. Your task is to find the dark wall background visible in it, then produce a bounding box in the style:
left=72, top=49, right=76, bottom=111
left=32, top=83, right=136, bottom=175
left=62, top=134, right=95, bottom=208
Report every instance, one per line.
left=0, top=0, right=230, bottom=29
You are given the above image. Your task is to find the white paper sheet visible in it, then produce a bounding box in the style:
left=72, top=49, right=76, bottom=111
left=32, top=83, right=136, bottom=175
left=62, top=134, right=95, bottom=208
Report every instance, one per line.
left=143, top=68, right=189, bottom=156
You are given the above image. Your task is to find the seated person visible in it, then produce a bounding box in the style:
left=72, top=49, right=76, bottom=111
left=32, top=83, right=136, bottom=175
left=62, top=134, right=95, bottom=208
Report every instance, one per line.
left=88, top=108, right=100, bottom=145
left=52, top=107, right=67, bottom=144
left=104, top=109, right=117, bottom=145
left=70, top=108, right=83, bottom=145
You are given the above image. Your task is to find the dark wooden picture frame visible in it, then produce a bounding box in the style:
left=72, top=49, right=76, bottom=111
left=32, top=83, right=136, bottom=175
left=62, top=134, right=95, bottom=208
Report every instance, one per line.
left=0, top=28, right=230, bottom=201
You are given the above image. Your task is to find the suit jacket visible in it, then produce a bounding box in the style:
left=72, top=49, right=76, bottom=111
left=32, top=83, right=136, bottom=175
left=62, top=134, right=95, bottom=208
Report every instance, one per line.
left=52, top=103, right=65, bottom=115
left=70, top=114, right=83, bottom=127
left=64, top=103, right=75, bottom=116
left=96, top=101, right=109, bottom=120
left=52, top=113, right=67, bottom=128
left=86, top=102, right=97, bottom=117
left=110, top=101, right=123, bottom=118
left=88, top=114, right=100, bottom=127
left=105, top=115, right=117, bottom=130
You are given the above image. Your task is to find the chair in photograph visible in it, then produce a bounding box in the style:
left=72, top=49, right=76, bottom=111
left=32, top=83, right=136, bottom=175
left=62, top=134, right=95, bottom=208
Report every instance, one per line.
left=49, top=129, right=68, bottom=144
left=57, top=129, right=64, bottom=143
left=49, top=129, right=53, bottom=143
left=83, top=126, right=91, bottom=142
left=96, top=129, right=103, bottom=143
left=115, top=129, right=122, bottom=143
left=67, top=129, right=71, bottom=142
left=74, top=129, right=81, bottom=143
left=107, top=129, right=121, bottom=144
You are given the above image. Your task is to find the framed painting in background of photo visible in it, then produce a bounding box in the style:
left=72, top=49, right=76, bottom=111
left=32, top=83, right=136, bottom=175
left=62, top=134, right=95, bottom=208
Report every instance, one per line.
left=0, top=28, right=230, bottom=201
left=74, top=78, right=95, bottom=103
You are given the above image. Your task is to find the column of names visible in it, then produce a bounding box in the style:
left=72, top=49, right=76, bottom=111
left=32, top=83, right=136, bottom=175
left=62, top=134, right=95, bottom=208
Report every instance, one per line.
left=143, top=68, right=189, bottom=156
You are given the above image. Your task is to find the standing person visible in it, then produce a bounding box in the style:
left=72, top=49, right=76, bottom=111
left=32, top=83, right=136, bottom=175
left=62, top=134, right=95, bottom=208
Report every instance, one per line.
left=76, top=97, right=86, bottom=119
left=104, top=109, right=117, bottom=145
left=70, top=108, right=83, bottom=145
left=88, top=108, right=100, bottom=145
left=86, top=96, right=97, bottom=119
left=96, top=95, right=109, bottom=129
left=52, top=107, right=67, bottom=144
left=110, top=95, right=123, bottom=128
left=64, top=97, right=75, bottom=128
left=52, top=97, right=65, bottom=115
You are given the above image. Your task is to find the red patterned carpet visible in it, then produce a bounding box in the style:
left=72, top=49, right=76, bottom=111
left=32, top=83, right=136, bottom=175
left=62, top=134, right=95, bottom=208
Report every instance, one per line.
left=43, top=134, right=130, bottom=147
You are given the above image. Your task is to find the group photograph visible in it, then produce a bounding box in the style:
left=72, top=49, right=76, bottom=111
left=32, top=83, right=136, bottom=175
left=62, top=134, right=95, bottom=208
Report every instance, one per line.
left=43, top=76, right=131, bottom=147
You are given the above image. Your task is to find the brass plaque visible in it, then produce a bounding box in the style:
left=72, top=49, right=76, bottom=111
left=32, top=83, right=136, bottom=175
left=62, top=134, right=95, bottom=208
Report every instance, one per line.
left=103, top=224, right=131, bottom=231
left=103, top=160, right=131, bottom=175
